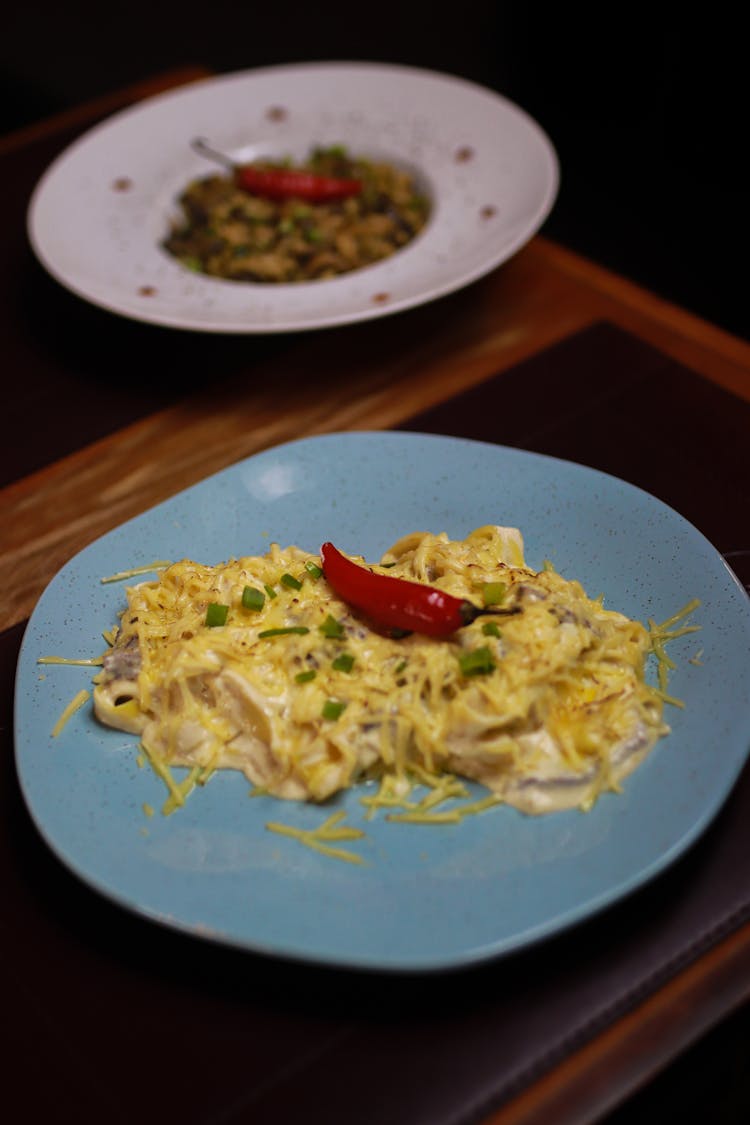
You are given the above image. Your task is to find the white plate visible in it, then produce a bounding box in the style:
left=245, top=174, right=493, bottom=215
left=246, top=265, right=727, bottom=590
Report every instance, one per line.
left=27, top=62, right=559, bottom=333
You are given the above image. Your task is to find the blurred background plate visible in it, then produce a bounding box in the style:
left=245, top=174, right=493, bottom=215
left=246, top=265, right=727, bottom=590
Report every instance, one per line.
left=27, top=61, right=558, bottom=333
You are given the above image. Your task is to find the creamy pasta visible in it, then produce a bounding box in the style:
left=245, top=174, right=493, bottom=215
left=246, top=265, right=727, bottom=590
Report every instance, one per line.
left=94, top=526, right=670, bottom=814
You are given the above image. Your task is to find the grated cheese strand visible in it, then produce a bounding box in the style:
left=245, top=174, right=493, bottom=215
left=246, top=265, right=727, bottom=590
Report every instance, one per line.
left=265, top=814, right=366, bottom=864
left=100, top=561, right=172, bottom=584
left=52, top=689, right=91, bottom=736
left=648, top=598, right=701, bottom=702
left=386, top=809, right=463, bottom=824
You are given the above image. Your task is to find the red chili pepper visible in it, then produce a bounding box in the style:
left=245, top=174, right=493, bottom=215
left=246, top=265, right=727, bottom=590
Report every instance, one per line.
left=236, top=166, right=363, bottom=202
left=320, top=542, right=488, bottom=637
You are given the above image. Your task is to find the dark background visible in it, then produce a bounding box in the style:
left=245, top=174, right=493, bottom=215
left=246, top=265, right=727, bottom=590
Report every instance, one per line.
left=1, top=4, right=746, bottom=340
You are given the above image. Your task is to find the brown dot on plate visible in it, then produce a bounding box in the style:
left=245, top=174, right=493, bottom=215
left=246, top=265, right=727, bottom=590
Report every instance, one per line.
left=112, top=177, right=133, bottom=191
left=372, top=292, right=390, bottom=304
left=480, top=205, right=498, bottom=220
left=455, top=146, right=474, bottom=163
left=138, top=286, right=157, bottom=297
left=266, top=106, right=288, bottom=122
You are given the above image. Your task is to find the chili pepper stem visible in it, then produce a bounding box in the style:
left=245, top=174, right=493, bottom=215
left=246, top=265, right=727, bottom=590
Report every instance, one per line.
left=460, top=604, right=522, bottom=626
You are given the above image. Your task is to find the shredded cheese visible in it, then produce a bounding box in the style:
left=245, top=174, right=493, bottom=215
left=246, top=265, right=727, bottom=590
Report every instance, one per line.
left=100, top=561, right=172, bottom=584
left=52, top=688, right=91, bottom=737
left=92, top=528, right=698, bottom=820
left=266, top=811, right=366, bottom=864
left=648, top=599, right=701, bottom=701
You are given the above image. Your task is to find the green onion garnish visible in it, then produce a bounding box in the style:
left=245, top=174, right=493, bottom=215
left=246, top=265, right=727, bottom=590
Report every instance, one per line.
left=281, top=573, right=303, bottom=591
left=319, top=615, right=345, bottom=639
left=322, top=699, right=347, bottom=721
left=295, top=669, right=317, bottom=684
left=264, top=584, right=278, bottom=600
left=304, top=560, right=323, bottom=579
left=258, top=626, right=310, bottom=638
left=395, top=659, right=408, bottom=674
left=481, top=621, right=502, bottom=637
left=321, top=144, right=348, bottom=158
left=242, top=586, right=265, bottom=611
left=481, top=582, right=507, bottom=606
left=332, top=653, right=355, bottom=673
left=458, top=646, right=496, bottom=677
left=205, top=603, right=229, bottom=627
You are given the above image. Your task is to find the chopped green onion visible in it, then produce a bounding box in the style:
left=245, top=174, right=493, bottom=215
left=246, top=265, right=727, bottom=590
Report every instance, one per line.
left=458, top=646, right=496, bottom=677
left=481, top=582, right=507, bottom=606
left=482, top=621, right=502, bottom=637
left=264, top=583, right=278, bottom=600
left=304, top=226, right=323, bottom=243
left=242, top=585, right=265, bottom=611
left=258, top=626, right=310, bottom=638
left=304, top=560, right=323, bottom=579
left=205, top=603, right=229, bottom=627
left=332, top=653, right=355, bottom=673
left=395, top=659, right=408, bottom=674
left=295, top=669, right=317, bottom=684
left=281, top=573, right=303, bottom=591
left=322, top=699, right=347, bottom=721
left=319, top=614, right=345, bottom=639
left=319, top=144, right=348, bottom=158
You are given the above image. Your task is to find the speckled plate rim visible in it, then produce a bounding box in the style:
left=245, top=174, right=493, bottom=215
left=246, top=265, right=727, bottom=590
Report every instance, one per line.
left=13, top=433, right=750, bottom=972
left=27, top=61, right=559, bottom=333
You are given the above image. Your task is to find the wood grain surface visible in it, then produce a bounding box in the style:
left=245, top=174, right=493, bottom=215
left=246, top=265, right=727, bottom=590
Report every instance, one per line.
left=3, top=235, right=749, bottom=634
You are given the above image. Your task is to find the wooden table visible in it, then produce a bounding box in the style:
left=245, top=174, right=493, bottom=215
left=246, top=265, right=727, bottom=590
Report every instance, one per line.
left=2, top=67, right=749, bottom=1125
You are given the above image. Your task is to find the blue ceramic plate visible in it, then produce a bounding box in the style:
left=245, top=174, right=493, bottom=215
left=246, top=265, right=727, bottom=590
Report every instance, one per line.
left=14, top=433, right=750, bottom=971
